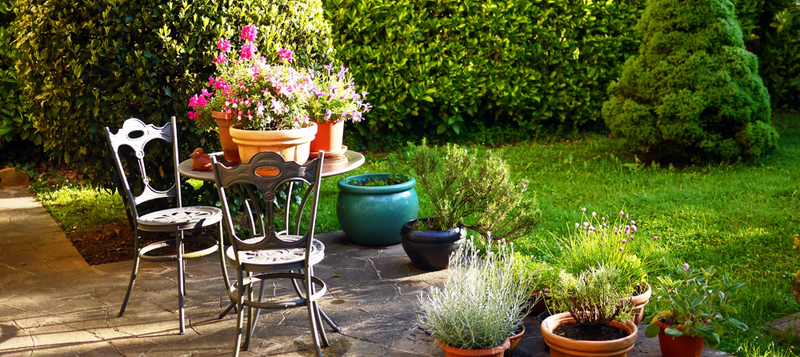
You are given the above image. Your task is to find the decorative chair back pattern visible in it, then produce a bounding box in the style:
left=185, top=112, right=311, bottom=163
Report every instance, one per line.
left=212, top=151, right=323, bottom=259
left=104, top=117, right=182, bottom=221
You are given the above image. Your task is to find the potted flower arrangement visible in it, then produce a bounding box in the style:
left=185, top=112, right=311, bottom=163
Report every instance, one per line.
left=419, top=239, right=533, bottom=357
left=552, top=208, right=662, bottom=324
left=644, top=265, right=748, bottom=357
left=306, top=64, right=371, bottom=158
left=541, top=265, right=638, bottom=357
left=336, top=172, right=418, bottom=246
left=402, top=139, right=540, bottom=271
left=188, top=25, right=317, bottom=165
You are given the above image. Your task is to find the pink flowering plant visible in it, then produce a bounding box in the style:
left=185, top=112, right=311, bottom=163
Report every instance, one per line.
left=306, top=64, right=371, bottom=123
left=552, top=208, right=662, bottom=294
left=188, top=25, right=314, bottom=131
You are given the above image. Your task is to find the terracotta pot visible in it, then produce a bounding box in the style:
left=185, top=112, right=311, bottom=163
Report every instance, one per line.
left=212, top=111, right=240, bottom=162
left=505, top=325, right=525, bottom=357
left=439, top=339, right=510, bottom=357
left=540, top=312, right=638, bottom=357
left=630, top=283, right=652, bottom=325
left=655, top=321, right=704, bottom=357
left=229, top=122, right=318, bottom=166
left=309, top=120, right=346, bottom=157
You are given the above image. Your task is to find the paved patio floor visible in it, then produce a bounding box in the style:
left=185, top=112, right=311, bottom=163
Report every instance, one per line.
left=0, top=187, right=732, bottom=356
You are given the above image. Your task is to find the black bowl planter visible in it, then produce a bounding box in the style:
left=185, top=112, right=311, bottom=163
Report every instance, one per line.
left=400, top=218, right=466, bottom=271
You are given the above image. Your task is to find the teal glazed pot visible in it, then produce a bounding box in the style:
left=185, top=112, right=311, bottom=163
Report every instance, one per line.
left=337, top=174, right=419, bottom=246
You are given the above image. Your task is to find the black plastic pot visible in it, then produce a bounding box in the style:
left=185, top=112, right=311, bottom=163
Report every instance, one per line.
left=400, top=218, right=466, bottom=271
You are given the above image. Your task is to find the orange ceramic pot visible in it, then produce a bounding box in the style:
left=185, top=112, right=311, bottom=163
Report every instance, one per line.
left=655, top=321, right=704, bottom=357
left=229, top=122, right=318, bottom=165
left=630, top=283, right=652, bottom=325
left=540, top=312, right=638, bottom=357
left=212, top=111, right=240, bottom=162
left=505, top=325, right=525, bottom=357
left=309, top=120, right=346, bottom=157
left=439, top=339, right=510, bottom=357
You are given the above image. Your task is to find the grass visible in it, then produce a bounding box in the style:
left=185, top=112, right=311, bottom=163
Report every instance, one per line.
left=33, top=112, right=800, bottom=355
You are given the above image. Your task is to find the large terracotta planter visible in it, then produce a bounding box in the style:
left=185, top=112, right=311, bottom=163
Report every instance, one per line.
left=211, top=111, right=240, bottom=162
left=505, top=325, right=525, bottom=357
left=540, top=312, right=638, bottom=357
left=337, top=174, right=419, bottom=246
left=655, top=321, right=704, bottom=357
left=400, top=218, right=466, bottom=271
left=309, top=120, right=346, bottom=157
left=439, top=339, right=510, bottom=357
left=229, top=122, right=318, bottom=165
left=630, top=283, right=652, bottom=325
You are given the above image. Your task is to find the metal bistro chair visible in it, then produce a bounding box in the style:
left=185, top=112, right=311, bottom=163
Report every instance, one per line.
left=105, top=117, right=230, bottom=334
left=211, top=151, right=332, bottom=357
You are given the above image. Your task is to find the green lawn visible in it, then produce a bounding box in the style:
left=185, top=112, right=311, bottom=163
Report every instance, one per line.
left=34, top=112, right=800, bottom=355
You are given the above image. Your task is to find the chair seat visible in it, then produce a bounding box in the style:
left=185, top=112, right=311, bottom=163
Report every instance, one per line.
left=137, top=206, right=223, bottom=232
left=226, top=237, right=325, bottom=271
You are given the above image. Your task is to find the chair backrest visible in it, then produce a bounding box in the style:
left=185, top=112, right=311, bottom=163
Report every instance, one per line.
left=211, top=151, right=324, bottom=259
left=104, top=117, right=182, bottom=221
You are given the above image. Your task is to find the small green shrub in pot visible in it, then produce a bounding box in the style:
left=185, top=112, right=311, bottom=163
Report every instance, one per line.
left=644, top=266, right=748, bottom=350
left=407, top=138, right=539, bottom=241
left=602, top=0, right=778, bottom=161
left=419, top=239, right=533, bottom=353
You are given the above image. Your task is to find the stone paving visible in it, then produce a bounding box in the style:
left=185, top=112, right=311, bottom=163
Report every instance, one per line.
left=0, top=186, right=733, bottom=356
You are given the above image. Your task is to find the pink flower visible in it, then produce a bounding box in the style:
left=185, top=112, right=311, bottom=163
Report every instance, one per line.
left=208, top=76, right=215, bottom=87
left=683, top=263, right=690, bottom=270
left=653, top=236, right=658, bottom=241
left=583, top=222, right=589, bottom=228
left=631, top=220, right=636, bottom=225
left=188, top=111, right=197, bottom=120
left=213, top=54, right=228, bottom=64
left=621, top=239, right=627, bottom=244
left=338, top=65, right=349, bottom=79
left=241, top=43, right=257, bottom=60
left=188, top=94, right=207, bottom=108
left=278, top=48, right=294, bottom=63
left=324, top=64, right=333, bottom=72
left=575, top=222, right=580, bottom=228
left=619, top=247, right=624, bottom=252
left=324, top=109, right=331, bottom=119
left=588, top=226, right=596, bottom=232
left=619, top=211, right=625, bottom=216
left=581, top=207, right=586, bottom=212
left=241, top=25, right=258, bottom=42
left=217, top=39, right=231, bottom=53
left=201, top=89, right=212, bottom=98
left=592, top=211, right=597, bottom=216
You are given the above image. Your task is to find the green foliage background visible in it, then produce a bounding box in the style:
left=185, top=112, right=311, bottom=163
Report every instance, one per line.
left=12, top=0, right=333, bottom=187
left=0, top=0, right=39, bottom=146
left=602, top=0, right=778, bottom=161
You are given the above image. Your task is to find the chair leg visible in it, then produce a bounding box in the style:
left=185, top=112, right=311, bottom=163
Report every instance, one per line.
left=304, top=270, right=324, bottom=357
left=245, top=279, right=267, bottom=347
left=118, top=246, right=141, bottom=317
left=177, top=231, right=186, bottom=335
left=291, top=269, right=340, bottom=333
left=233, top=270, right=246, bottom=357
left=217, top=222, right=231, bottom=290
left=308, top=267, right=330, bottom=347
left=243, top=273, right=256, bottom=350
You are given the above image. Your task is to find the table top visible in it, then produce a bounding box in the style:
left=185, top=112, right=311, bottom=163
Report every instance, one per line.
left=178, top=150, right=365, bottom=181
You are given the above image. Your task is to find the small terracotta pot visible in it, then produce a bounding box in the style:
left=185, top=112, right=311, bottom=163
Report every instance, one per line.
left=439, top=339, right=510, bottom=357
left=530, top=291, right=550, bottom=316
left=505, top=325, right=525, bottom=357
left=212, top=111, right=240, bottom=162
left=309, top=120, right=346, bottom=157
left=540, top=312, right=638, bottom=357
left=655, top=321, right=704, bottom=357
left=630, top=283, right=652, bottom=325
left=229, top=122, right=318, bottom=165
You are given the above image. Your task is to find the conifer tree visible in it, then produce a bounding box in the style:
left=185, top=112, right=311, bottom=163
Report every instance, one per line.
left=602, top=0, right=778, bottom=160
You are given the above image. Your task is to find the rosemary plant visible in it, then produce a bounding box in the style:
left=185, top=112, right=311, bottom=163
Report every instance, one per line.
left=549, top=265, right=634, bottom=327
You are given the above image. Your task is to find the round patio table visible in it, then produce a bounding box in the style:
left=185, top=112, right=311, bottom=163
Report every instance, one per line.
left=178, top=150, right=365, bottom=180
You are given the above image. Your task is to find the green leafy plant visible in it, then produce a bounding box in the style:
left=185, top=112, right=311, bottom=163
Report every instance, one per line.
left=553, top=208, right=661, bottom=294
left=0, top=2, right=39, bottom=146
left=407, top=138, right=539, bottom=241
left=14, top=0, right=333, bottom=188
left=602, top=0, right=778, bottom=161
left=644, top=266, right=749, bottom=349
left=549, top=265, right=635, bottom=327
left=418, top=239, right=533, bottom=350
left=347, top=173, right=410, bottom=187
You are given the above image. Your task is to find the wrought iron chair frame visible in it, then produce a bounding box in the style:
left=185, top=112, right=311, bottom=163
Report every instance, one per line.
left=104, top=116, right=230, bottom=334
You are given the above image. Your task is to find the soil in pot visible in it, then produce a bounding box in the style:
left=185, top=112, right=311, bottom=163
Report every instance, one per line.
left=552, top=323, right=629, bottom=341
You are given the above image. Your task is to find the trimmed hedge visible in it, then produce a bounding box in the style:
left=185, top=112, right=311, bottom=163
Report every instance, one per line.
left=324, top=0, right=646, bottom=138
left=0, top=1, right=39, bottom=146
left=602, top=0, right=778, bottom=161
left=14, top=0, right=333, bottom=186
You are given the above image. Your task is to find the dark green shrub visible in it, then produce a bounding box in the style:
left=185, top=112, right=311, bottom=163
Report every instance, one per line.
left=757, top=1, right=800, bottom=109
left=324, top=0, right=645, bottom=139
left=0, top=0, right=39, bottom=147
left=14, top=0, right=333, bottom=186
left=602, top=0, right=778, bottom=161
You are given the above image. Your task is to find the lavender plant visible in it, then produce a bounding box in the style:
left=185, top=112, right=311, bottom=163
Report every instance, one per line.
left=419, top=239, right=534, bottom=349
